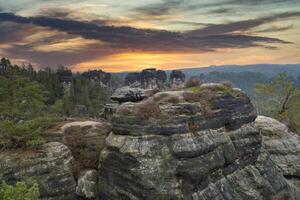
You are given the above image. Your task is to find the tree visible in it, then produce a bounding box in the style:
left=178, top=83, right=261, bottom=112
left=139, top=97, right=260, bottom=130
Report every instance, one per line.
left=0, top=76, right=48, bottom=121
left=254, top=72, right=300, bottom=132
left=254, top=72, right=297, bottom=117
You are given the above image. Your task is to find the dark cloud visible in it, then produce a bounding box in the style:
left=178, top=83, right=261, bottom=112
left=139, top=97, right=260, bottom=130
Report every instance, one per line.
left=0, top=12, right=294, bottom=67
left=208, top=8, right=233, bottom=14
left=187, top=12, right=300, bottom=36
left=255, top=25, right=294, bottom=33
left=0, top=12, right=291, bottom=49
left=133, top=0, right=299, bottom=19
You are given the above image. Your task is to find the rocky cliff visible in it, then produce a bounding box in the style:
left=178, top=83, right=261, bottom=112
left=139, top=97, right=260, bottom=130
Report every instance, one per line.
left=98, top=84, right=299, bottom=199
left=125, top=68, right=167, bottom=89
left=1, top=84, right=299, bottom=200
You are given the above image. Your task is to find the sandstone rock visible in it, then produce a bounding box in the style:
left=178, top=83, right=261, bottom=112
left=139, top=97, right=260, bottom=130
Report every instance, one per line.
left=141, top=68, right=167, bottom=89
left=255, top=116, right=300, bottom=190
left=76, top=169, right=98, bottom=199
left=170, top=70, right=185, bottom=87
left=125, top=72, right=142, bottom=87
left=125, top=68, right=167, bottom=89
left=98, top=88, right=297, bottom=200
left=61, top=121, right=111, bottom=176
left=111, top=86, right=156, bottom=103
left=0, top=142, right=77, bottom=200
left=82, top=69, right=111, bottom=87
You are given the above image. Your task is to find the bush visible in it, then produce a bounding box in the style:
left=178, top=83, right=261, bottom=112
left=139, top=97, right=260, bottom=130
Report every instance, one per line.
left=0, top=117, right=62, bottom=150
left=185, top=78, right=202, bottom=88
left=0, top=181, right=40, bottom=200
left=135, top=101, right=162, bottom=120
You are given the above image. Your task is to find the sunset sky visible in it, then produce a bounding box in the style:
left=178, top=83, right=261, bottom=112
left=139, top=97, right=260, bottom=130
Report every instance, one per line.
left=0, top=0, right=299, bottom=72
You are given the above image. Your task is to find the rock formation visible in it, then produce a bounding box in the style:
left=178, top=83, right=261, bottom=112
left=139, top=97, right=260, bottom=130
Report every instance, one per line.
left=170, top=70, right=186, bottom=87
left=98, top=84, right=298, bottom=200
left=255, top=116, right=300, bottom=192
left=125, top=72, right=141, bottom=87
left=0, top=142, right=77, bottom=200
left=125, top=68, right=167, bottom=89
left=82, top=70, right=111, bottom=87
left=1, top=84, right=300, bottom=200
left=111, top=86, right=157, bottom=103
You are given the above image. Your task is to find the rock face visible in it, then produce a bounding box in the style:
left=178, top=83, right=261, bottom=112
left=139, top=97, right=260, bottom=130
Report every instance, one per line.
left=61, top=121, right=111, bottom=175
left=255, top=116, right=300, bottom=191
left=170, top=70, right=185, bottom=87
left=98, top=87, right=297, bottom=200
left=0, top=142, right=77, bottom=200
left=82, top=70, right=111, bottom=87
left=111, top=86, right=156, bottom=103
left=125, top=68, right=167, bottom=89
left=76, top=169, right=98, bottom=199
left=125, top=72, right=141, bottom=87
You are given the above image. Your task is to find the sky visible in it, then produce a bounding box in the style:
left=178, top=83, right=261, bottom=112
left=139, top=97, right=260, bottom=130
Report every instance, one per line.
left=0, top=0, right=299, bottom=72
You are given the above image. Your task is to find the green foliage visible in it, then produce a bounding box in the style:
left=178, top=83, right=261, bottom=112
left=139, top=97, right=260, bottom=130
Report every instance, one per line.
left=0, top=181, right=40, bottom=200
left=254, top=72, right=300, bottom=133
left=50, top=100, right=65, bottom=116
left=0, top=76, right=48, bottom=121
left=254, top=72, right=297, bottom=117
left=0, top=117, right=62, bottom=149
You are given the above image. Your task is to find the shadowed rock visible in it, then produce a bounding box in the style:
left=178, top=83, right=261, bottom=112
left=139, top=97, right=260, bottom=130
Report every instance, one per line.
left=255, top=116, right=300, bottom=193
left=170, top=70, right=185, bottom=87
left=0, top=142, right=77, bottom=200
left=125, top=68, right=167, bottom=89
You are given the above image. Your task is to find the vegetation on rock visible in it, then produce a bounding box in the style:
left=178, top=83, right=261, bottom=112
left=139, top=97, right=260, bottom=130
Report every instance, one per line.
left=0, top=181, right=39, bottom=200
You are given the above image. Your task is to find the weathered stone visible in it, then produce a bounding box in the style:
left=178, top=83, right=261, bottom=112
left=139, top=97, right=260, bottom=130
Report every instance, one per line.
left=61, top=121, right=111, bottom=175
left=111, top=86, right=156, bottom=103
left=0, top=142, right=77, bottom=200
left=255, top=116, right=300, bottom=191
left=124, top=68, right=167, bottom=89
left=82, top=69, right=111, bottom=87
left=98, top=88, right=297, bottom=199
left=170, top=70, right=185, bottom=87
left=76, top=169, right=98, bottom=199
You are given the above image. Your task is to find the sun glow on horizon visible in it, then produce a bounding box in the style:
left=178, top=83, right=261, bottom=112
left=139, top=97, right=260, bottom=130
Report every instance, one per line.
left=72, top=46, right=300, bottom=72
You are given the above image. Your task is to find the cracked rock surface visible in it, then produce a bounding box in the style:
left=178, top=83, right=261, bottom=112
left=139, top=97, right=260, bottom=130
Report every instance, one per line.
left=98, top=87, right=298, bottom=200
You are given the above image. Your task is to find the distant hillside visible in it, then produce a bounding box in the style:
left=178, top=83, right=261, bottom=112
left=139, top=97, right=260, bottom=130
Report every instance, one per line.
left=175, top=64, right=300, bottom=78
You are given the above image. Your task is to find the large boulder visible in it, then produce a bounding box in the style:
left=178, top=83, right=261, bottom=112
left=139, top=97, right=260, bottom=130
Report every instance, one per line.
left=61, top=121, right=111, bottom=176
left=98, top=86, right=297, bottom=199
left=255, top=116, right=300, bottom=190
left=111, top=86, right=156, bottom=103
left=0, top=142, right=77, bottom=200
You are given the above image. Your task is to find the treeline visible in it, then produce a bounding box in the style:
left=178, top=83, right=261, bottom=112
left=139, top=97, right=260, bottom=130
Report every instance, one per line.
left=0, top=58, right=112, bottom=118
left=198, top=71, right=300, bottom=96
left=0, top=57, right=113, bottom=150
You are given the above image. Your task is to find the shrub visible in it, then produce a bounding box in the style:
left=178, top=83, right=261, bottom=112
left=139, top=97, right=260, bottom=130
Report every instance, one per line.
left=185, top=78, right=202, bottom=88
left=135, top=101, right=161, bottom=120
left=0, top=181, right=40, bottom=200
left=183, top=92, right=201, bottom=103
left=0, top=117, right=62, bottom=150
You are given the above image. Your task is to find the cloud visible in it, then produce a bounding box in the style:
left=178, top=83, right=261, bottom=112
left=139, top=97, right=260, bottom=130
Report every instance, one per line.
left=0, top=11, right=295, bottom=67
left=255, top=25, right=294, bottom=33
left=186, top=12, right=300, bottom=36
left=133, top=0, right=183, bottom=17
left=0, top=12, right=291, bottom=50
